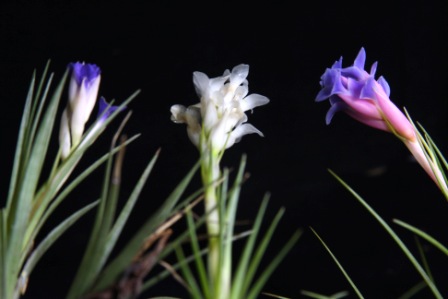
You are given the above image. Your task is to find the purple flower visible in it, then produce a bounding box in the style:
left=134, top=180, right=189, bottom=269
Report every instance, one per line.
left=76, top=97, right=124, bottom=151
left=97, top=96, right=121, bottom=123
left=59, top=62, right=101, bottom=159
left=67, top=62, right=101, bottom=145
left=316, top=48, right=415, bottom=141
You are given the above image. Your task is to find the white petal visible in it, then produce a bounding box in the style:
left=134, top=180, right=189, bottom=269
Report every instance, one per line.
left=240, top=94, right=270, bottom=111
left=193, top=71, right=209, bottom=97
left=234, top=85, right=249, bottom=99
left=59, top=109, right=71, bottom=159
left=230, top=64, right=249, bottom=89
left=209, top=76, right=228, bottom=94
left=203, top=100, right=218, bottom=131
left=187, top=128, right=200, bottom=147
left=226, top=123, right=263, bottom=149
left=184, top=106, right=202, bottom=129
left=170, top=104, right=187, bottom=123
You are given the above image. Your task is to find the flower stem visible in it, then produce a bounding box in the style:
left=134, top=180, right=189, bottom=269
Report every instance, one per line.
left=201, top=149, right=229, bottom=299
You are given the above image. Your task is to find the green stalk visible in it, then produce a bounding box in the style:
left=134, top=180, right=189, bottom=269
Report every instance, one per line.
left=200, top=146, right=230, bottom=299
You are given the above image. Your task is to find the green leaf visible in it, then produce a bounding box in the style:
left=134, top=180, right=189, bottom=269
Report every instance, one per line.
left=328, top=169, right=443, bottom=299
left=141, top=193, right=207, bottom=291
left=185, top=208, right=209, bottom=298
left=17, top=201, right=98, bottom=297
left=24, top=69, right=54, bottom=169
left=393, top=219, right=448, bottom=256
left=246, top=206, right=301, bottom=299
left=26, top=135, right=140, bottom=248
left=309, top=227, right=364, bottom=299
left=66, top=121, right=138, bottom=299
left=231, top=195, right=270, bottom=299
left=6, top=69, right=68, bottom=297
left=299, top=290, right=350, bottom=299
left=175, top=235, right=204, bottom=299
left=397, top=280, right=427, bottom=299
left=90, top=160, right=200, bottom=293
left=5, top=70, right=36, bottom=214
left=105, top=149, right=160, bottom=259
left=0, top=211, right=6, bottom=298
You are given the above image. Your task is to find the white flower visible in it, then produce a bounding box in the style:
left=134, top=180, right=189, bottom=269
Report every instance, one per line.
left=59, top=62, right=101, bottom=159
left=171, top=64, right=269, bottom=152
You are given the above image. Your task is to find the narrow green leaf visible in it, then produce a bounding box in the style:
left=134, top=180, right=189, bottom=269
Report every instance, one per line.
left=18, top=201, right=98, bottom=294
left=417, top=123, right=448, bottom=172
left=6, top=70, right=68, bottom=293
left=175, top=236, right=204, bottom=299
left=224, top=155, right=247, bottom=272
left=310, top=227, right=364, bottom=299
left=68, top=147, right=160, bottom=299
left=247, top=229, right=301, bottom=299
left=185, top=208, right=210, bottom=297
left=231, top=195, right=269, bottom=299
left=241, top=196, right=278, bottom=296
left=91, top=160, right=200, bottom=293
left=66, top=133, right=126, bottom=299
left=26, top=135, right=139, bottom=247
left=393, top=219, right=448, bottom=256
left=31, top=61, right=51, bottom=118
left=105, top=149, right=160, bottom=263
left=300, top=289, right=350, bottom=299
left=5, top=71, right=36, bottom=213
left=262, top=292, right=291, bottom=299
left=328, top=169, right=443, bottom=299
left=0, top=211, right=6, bottom=298
left=143, top=231, right=208, bottom=291
left=141, top=216, right=253, bottom=293
left=414, top=236, right=434, bottom=285
left=24, top=72, right=54, bottom=167
left=397, top=280, right=427, bottom=299
left=141, top=195, right=208, bottom=292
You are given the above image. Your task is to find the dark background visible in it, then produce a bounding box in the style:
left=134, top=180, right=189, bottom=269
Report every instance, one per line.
left=1, top=1, right=447, bottom=298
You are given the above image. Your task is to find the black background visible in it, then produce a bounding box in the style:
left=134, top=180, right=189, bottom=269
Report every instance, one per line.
left=1, top=1, right=447, bottom=298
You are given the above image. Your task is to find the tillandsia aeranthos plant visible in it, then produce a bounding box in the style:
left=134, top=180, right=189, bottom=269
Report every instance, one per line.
left=313, top=48, right=448, bottom=298
left=171, top=64, right=301, bottom=299
left=316, top=47, right=448, bottom=197
left=0, top=61, right=136, bottom=299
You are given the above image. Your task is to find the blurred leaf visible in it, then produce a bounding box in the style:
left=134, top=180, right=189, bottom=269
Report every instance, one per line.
left=309, top=227, right=364, bottom=299
left=5, top=69, right=68, bottom=298
left=299, top=289, right=350, bottom=299
left=90, top=160, right=200, bottom=293
left=18, top=200, right=98, bottom=296
left=328, top=169, right=443, bottom=299
left=393, top=219, right=448, bottom=256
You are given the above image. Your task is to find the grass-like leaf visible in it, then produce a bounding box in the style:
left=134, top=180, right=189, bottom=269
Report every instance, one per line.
left=393, top=219, right=448, bottom=256
left=230, top=194, right=270, bottom=299
left=141, top=195, right=208, bottom=291
left=246, top=227, right=302, bottom=299
left=105, top=148, right=160, bottom=261
left=328, top=169, right=444, bottom=299
left=66, top=116, right=143, bottom=299
left=175, top=244, right=204, bottom=299
left=5, top=69, right=68, bottom=299
left=0, top=211, right=6, bottom=298
left=90, top=160, right=200, bottom=293
left=310, top=227, right=364, bottom=299
left=17, top=200, right=98, bottom=297
left=299, top=289, right=350, bottom=299
left=27, top=135, right=140, bottom=248
left=397, top=280, right=427, bottom=299
left=186, top=208, right=210, bottom=298
left=5, top=70, right=36, bottom=213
